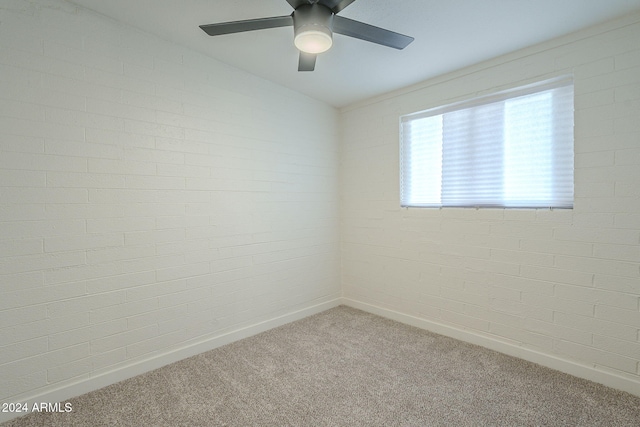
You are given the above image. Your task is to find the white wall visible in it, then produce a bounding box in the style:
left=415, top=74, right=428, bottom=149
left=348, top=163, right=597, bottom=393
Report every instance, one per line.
left=0, top=0, right=340, bottom=413
left=1, top=0, right=639, bottom=419
left=340, top=12, right=640, bottom=394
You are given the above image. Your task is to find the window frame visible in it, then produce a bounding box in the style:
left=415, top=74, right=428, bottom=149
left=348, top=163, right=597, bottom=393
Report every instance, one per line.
left=399, top=76, right=574, bottom=209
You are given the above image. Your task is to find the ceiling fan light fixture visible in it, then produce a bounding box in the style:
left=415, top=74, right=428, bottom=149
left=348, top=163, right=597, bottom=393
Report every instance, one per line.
left=292, top=3, right=334, bottom=54
left=294, top=28, right=333, bottom=54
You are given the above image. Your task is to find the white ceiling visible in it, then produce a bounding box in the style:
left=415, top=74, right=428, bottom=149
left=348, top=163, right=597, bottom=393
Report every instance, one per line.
left=65, top=0, right=640, bottom=107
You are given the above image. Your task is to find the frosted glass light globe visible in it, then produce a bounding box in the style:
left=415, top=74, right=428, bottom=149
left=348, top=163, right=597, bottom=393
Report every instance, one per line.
left=294, top=29, right=333, bottom=54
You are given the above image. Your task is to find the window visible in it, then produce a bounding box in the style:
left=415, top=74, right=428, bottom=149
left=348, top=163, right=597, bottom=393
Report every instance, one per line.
left=400, top=78, right=574, bottom=208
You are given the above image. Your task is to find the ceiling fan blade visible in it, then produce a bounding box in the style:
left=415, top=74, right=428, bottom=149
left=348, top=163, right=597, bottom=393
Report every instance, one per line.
left=200, top=15, right=293, bottom=36
left=298, top=52, right=317, bottom=71
left=287, top=0, right=313, bottom=9
left=332, top=15, right=414, bottom=49
left=319, top=0, right=357, bottom=14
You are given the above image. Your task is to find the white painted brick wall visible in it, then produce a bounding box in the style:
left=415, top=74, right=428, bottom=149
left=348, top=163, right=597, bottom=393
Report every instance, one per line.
left=0, top=0, right=340, bottom=404
left=341, top=13, right=640, bottom=384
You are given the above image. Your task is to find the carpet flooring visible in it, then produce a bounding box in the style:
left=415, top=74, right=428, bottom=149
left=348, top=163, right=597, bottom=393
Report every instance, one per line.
left=4, top=306, right=640, bottom=426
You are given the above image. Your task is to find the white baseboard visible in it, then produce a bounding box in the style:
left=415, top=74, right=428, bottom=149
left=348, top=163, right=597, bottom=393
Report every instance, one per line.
left=0, top=298, right=342, bottom=423
left=341, top=298, right=640, bottom=398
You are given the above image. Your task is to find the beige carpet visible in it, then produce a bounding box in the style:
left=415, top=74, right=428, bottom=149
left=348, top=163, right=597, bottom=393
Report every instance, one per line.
left=4, top=306, right=640, bottom=426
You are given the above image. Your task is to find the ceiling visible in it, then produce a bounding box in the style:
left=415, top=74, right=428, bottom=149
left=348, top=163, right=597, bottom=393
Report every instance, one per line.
left=65, top=0, right=640, bottom=108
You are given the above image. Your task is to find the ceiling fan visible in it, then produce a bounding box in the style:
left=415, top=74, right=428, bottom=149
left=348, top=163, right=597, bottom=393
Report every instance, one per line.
left=199, top=0, right=414, bottom=72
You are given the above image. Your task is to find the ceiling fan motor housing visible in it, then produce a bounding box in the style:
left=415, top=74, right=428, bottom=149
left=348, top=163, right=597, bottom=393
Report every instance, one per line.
left=293, top=4, right=334, bottom=53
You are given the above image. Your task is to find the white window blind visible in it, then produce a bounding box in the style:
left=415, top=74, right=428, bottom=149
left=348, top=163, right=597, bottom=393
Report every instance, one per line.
left=400, top=78, right=574, bottom=208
